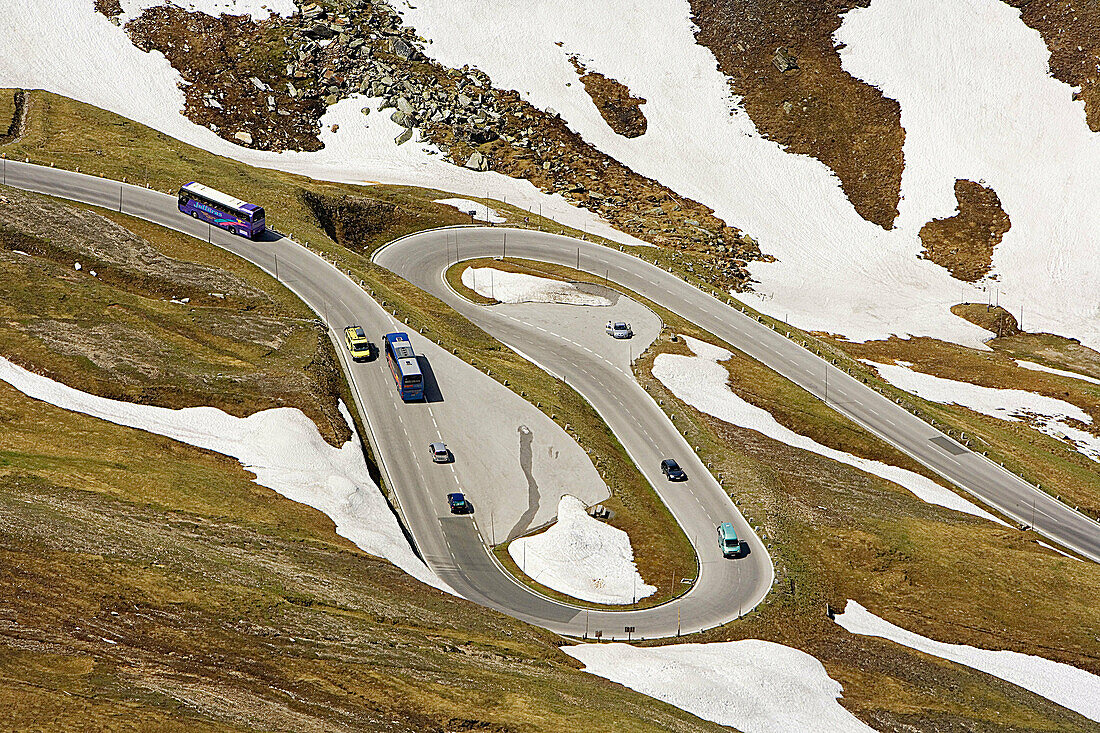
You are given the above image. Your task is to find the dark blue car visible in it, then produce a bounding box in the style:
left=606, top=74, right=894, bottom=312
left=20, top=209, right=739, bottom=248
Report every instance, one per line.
left=661, top=458, right=687, bottom=481
left=448, top=492, right=471, bottom=514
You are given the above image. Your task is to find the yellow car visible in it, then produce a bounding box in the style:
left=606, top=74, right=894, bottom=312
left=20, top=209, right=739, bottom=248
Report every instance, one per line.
left=344, top=325, right=372, bottom=361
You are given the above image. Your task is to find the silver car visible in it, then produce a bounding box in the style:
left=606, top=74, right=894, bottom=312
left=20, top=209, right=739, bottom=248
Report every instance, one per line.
left=429, top=442, right=450, bottom=463
left=606, top=320, right=633, bottom=339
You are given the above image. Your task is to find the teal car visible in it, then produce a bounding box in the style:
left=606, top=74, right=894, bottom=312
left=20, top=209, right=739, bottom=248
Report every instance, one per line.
left=717, top=522, right=742, bottom=558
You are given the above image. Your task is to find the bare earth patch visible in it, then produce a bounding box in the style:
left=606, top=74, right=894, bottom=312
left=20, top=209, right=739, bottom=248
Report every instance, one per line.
left=919, top=180, right=1011, bottom=282
left=569, top=56, right=648, bottom=138
left=690, top=0, right=905, bottom=229
left=0, top=89, right=24, bottom=144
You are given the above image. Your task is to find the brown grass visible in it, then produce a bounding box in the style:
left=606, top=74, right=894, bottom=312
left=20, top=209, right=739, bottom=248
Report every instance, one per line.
left=690, top=0, right=904, bottom=229
left=1006, top=0, right=1100, bottom=131
left=920, top=180, right=1011, bottom=282
left=0, top=90, right=15, bottom=134
left=834, top=330, right=1100, bottom=517
left=0, top=185, right=351, bottom=446
left=0, top=379, right=725, bottom=732
left=569, top=57, right=648, bottom=138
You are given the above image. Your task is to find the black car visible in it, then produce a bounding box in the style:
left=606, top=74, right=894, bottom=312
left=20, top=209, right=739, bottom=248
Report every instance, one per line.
left=661, top=458, right=687, bottom=481
left=447, top=492, right=471, bottom=514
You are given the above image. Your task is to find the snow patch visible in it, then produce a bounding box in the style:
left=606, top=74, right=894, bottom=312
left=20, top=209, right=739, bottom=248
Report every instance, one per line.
left=396, top=0, right=1100, bottom=352
left=865, top=360, right=1100, bottom=463
left=835, top=600, right=1100, bottom=722
left=434, top=198, right=506, bottom=223
left=654, top=336, right=1003, bottom=523
left=837, top=0, right=1100, bottom=351
left=509, top=495, right=654, bottom=605
left=563, top=640, right=876, bottom=733
left=0, top=355, right=448, bottom=592
left=1015, top=360, right=1100, bottom=386
left=118, top=0, right=297, bottom=23
left=1037, top=540, right=1083, bottom=561
left=461, top=267, right=611, bottom=307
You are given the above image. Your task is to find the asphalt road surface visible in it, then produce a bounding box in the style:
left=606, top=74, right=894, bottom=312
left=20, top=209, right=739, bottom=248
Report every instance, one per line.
left=375, top=226, right=1100, bottom=564
left=3, top=161, right=777, bottom=639
left=6, top=161, right=1096, bottom=643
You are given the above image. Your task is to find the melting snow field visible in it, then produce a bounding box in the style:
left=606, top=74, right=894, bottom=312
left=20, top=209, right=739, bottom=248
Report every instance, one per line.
left=866, top=361, right=1100, bottom=463
left=508, top=495, right=654, bottom=604
left=0, top=1, right=642, bottom=247
left=1016, top=360, right=1100, bottom=387
left=0, top=355, right=448, bottom=592
left=118, top=0, right=297, bottom=22
left=836, top=601, right=1100, bottom=723
left=6, top=0, right=1100, bottom=349
left=434, top=198, right=506, bottom=223
left=397, top=0, right=1100, bottom=351
left=654, top=336, right=1002, bottom=522
left=563, top=640, right=876, bottom=733
left=461, top=266, right=612, bottom=306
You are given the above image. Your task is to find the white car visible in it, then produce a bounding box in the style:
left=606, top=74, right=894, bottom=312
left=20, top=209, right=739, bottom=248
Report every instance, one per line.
left=606, top=321, right=633, bottom=339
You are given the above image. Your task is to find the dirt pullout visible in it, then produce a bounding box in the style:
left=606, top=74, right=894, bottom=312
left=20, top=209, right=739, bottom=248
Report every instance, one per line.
left=569, top=57, right=648, bottom=138
left=690, top=0, right=904, bottom=229
left=125, top=2, right=763, bottom=290
left=919, top=180, right=1010, bottom=282
left=1004, top=0, right=1100, bottom=131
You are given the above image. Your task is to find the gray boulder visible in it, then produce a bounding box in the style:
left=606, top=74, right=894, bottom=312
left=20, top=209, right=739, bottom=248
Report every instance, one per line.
left=395, top=127, right=413, bottom=145
left=390, top=38, right=416, bottom=60
left=304, top=22, right=337, bottom=39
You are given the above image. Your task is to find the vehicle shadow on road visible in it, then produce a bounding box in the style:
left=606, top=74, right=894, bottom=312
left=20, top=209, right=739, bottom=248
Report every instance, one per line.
left=418, top=356, right=444, bottom=403
left=256, top=229, right=287, bottom=243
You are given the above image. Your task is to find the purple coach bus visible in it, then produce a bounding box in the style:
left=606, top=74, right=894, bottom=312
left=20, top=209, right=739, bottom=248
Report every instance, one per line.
left=177, top=182, right=265, bottom=239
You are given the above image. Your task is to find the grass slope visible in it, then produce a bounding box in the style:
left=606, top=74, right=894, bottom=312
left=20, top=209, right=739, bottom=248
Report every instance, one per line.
left=0, top=377, right=723, bottom=732
left=0, top=88, right=697, bottom=599
left=0, top=184, right=350, bottom=445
